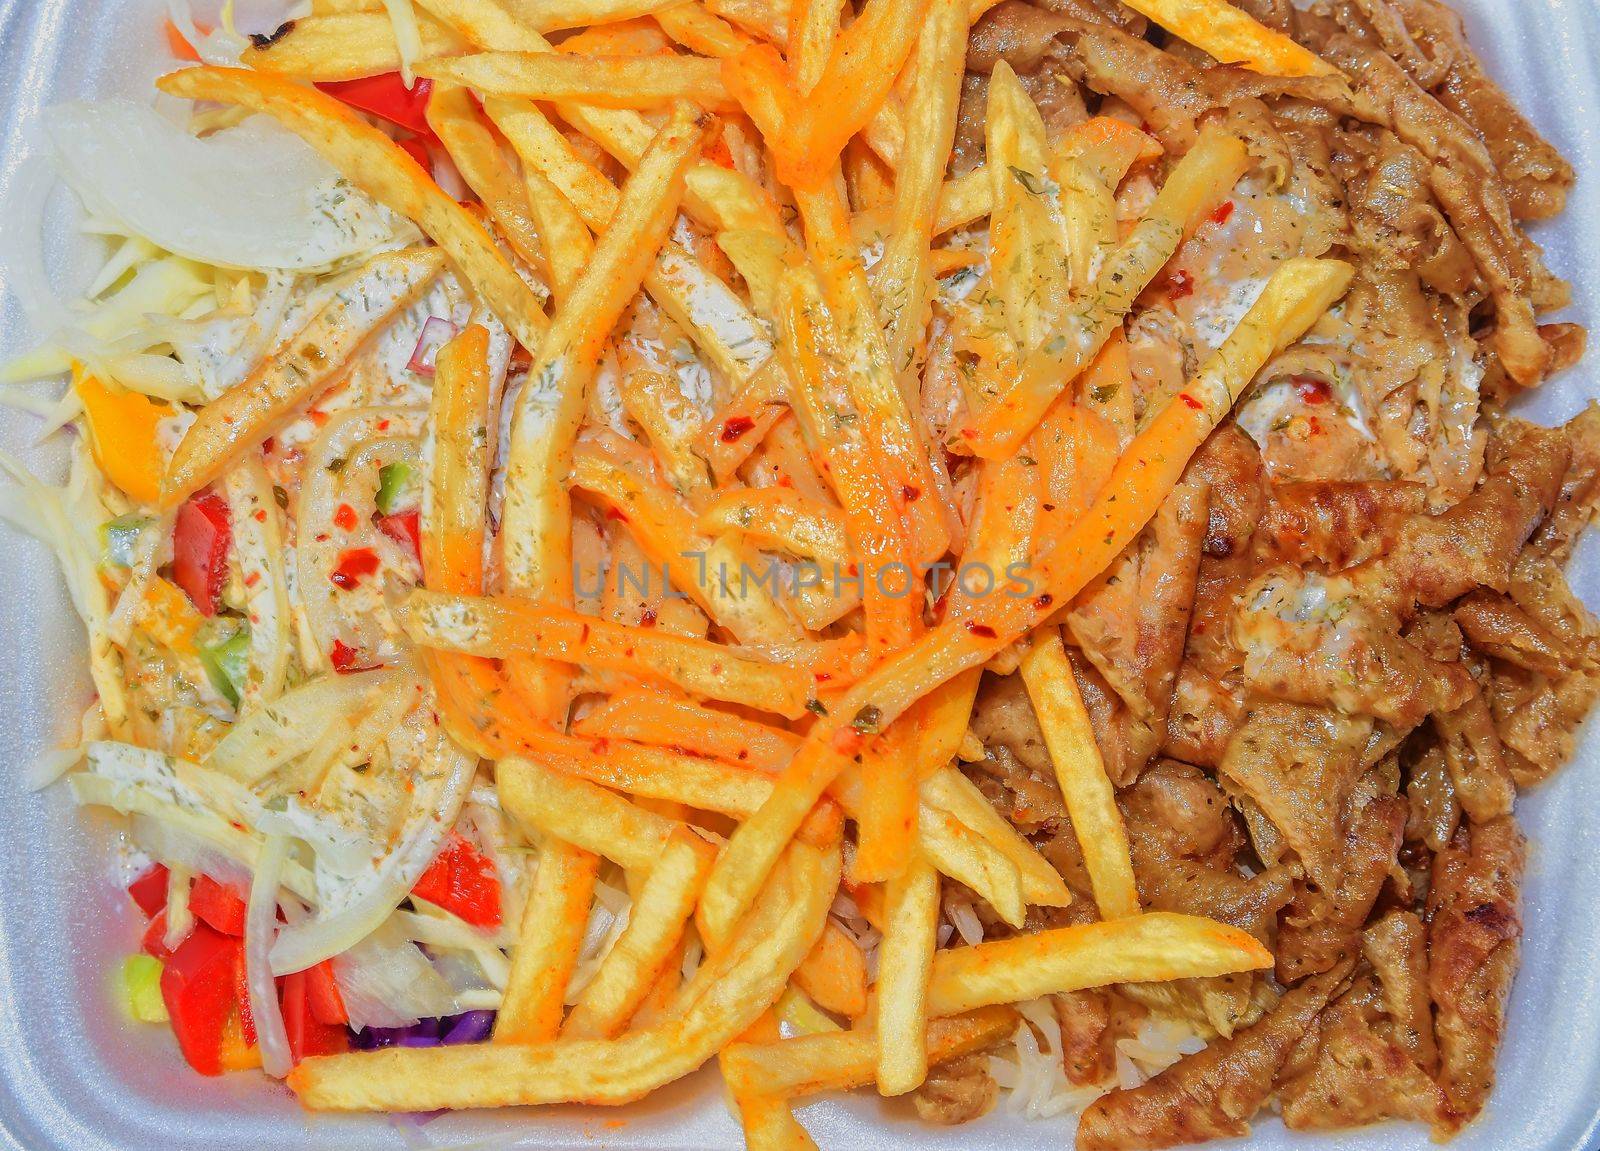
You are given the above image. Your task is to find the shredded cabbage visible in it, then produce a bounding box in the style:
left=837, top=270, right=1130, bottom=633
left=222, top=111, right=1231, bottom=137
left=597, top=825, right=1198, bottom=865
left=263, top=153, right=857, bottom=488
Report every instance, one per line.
left=332, top=918, right=461, bottom=1030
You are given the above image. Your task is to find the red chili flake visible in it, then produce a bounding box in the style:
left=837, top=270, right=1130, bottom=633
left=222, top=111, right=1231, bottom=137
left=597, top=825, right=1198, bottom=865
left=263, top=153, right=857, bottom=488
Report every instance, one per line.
left=1178, top=393, right=1203, bottom=410
left=1293, top=375, right=1332, bottom=405
left=334, top=504, right=358, bottom=532
left=720, top=415, right=756, bottom=442
left=901, top=484, right=922, bottom=503
left=639, top=607, right=658, bottom=627
left=377, top=419, right=391, bottom=431
left=1208, top=200, right=1235, bottom=226
left=330, top=547, right=380, bottom=590
left=814, top=671, right=832, bottom=682
left=244, top=571, right=260, bottom=588
left=1035, top=593, right=1054, bottom=610
left=329, top=638, right=383, bottom=674
left=966, top=622, right=998, bottom=638
left=309, top=409, right=329, bottom=427
left=1167, top=269, right=1195, bottom=299
left=262, top=437, right=276, bottom=454
left=606, top=507, right=629, bottom=523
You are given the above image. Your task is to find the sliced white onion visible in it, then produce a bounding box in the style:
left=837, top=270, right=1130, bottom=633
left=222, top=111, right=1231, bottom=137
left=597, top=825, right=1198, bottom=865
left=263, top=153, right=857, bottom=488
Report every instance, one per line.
left=205, top=667, right=395, bottom=784
left=246, top=835, right=294, bottom=1078
left=44, top=101, right=400, bottom=271
left=406, top=316, right=457, bottom=376
left=0, top=155, right=71, bottom=336
left=269, top=717, right=475, bottom=975
left=332, top=918, right=460, bottom=1030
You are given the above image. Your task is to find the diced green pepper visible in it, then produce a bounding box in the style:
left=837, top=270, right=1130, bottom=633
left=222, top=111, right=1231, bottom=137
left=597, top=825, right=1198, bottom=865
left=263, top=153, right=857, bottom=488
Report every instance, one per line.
left=99, top=513, right=152, bottom=569
left=197, top=621, right=252, bottom=707
left=375, top=461, right=417, bottom=516
left=119, top=954, right=169, bottom=1023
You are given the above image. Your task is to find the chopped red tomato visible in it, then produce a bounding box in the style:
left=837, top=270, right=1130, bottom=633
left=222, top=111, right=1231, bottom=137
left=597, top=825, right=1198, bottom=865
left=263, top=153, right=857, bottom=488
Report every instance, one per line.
left=377, top=510, right=421, bottom=564
left=411, top=835, right=502, bottom=929
left=1293, top=375, right=1332, bottom=405
left=159, top=923, right=244, bottom=1076
left=173, top=491, right=231, bottom=615
left=397, top=132, right=432, bottom=170
left=190, top=875, right=248, bottom=936
left=316, top=74, right=435, bottom=136
left=1166, top=268, right=1195, bottom=300
left=305, top=960, right=348, bottom=1027
left=1208, top=200, right=1236, bottom=226
left=330, top=547, right=381, bottom=590
left=127, top=863, right=169, bottom=918
left=142, top=911, right=178, bottom=962
left=329, top=638, right=382, bottom=674
left=333, top=503, right=358, bottom=532
left=281, top=968, right=350, bottom=1062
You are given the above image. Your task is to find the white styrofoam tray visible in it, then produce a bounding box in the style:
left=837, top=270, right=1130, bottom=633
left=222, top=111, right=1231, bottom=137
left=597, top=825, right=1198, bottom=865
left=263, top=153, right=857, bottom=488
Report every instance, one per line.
left=0, top=0, right=1598, bottom=1147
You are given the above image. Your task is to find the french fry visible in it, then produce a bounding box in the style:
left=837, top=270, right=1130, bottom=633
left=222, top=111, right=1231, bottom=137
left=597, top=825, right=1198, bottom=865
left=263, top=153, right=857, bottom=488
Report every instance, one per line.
left=697, top=488, right=851, bottom=565
left=876, top=852, right=939, bottom=1094
left=724, top=1012, right=819, bottom=1151
left=986, top=61, right=1073, bottom=351
left=402, top=589, right=813, bottom=717
left=425, top=84, right=544, bottom=270
left=700, top=360, right=789, bottom=482
left=1019, top=628, right=1140, bottom=919
left=563, top=828, right=715, bottom=1038
left=793, top=919, right=868, bottom=1017
left=572, top=692, right=801, bottom=771
left=514, top=0, right=693, bottom=29
left=1120, top=0, right=1337, bottom=76
left=954, top=125, right=1249, bottom=458
left=220, top=456, right=291, bottom=706
left=920, top=766, right=1072, bottom=907
left=417, top=52, right=738, bottom=110
left=484, top=95, right=620, bottom=224
left=499, top=757, right=680, bottom=872
left=918, top=805, right=1025, bottom=927
left=703, top=0, right=791, bottom=42
left=853, top=717, right=921, bottom=884
left=775, top=265, right=919, bottom=653
left=926, top=912, right=1273, bottom=1017
left=161, top=247, right=445, bottom=507
left=872, top=0, right=966, bottom=372
left=241, top=12, right=468, bottom=79
left=721, top=1006, right=1017, bottom=1098
left=498, top=106, right=702, bottom=718
left=618, top=368, right=715, bottom=505
left=521, top=167, right=594, bottom=303
left=569, top=446, right=804, bottom=645
left=155, top=67, right=550, bottom=353
left=493, top=839, right=600, bottom=1043
left=412, top=0, right=546, bottom=49
left=656, top=2, right=758, bottom=57
left=289, top=836, right=838, bottom=1110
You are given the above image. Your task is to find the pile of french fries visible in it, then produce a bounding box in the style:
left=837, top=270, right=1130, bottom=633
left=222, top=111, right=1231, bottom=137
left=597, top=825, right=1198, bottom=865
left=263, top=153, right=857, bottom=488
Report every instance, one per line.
left=156, top=0, right=1356, bottom=1139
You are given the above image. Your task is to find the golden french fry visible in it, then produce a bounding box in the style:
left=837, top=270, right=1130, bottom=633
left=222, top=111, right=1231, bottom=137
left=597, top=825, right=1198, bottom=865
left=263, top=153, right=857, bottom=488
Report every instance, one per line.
left=918, top=805, right=1026, bottom=927
left=417, top=52, right=737, bottom=110
left=241, top=12, right=467, bottom=79
left=162, top=248, right=444, bottom=507
left=572, top=693, right=801, bottom=772
left=563, top=829, right=715, bottom=1038
left=619, top=368, right=714, bottom=506
left=955, top=125, right=1249, bottom=458
left=919, top=766, right=1072, bottom=907
left=926, top=911, right=1273, bottom=1017
left=512, top=0, right=693, bottom=30
left=289, top=837, right=838, bottom=1110
left=793, top=919, right=868, bottom=1017
left=156, top=67, right=550, bottom=353
left=402, top=589, right=813, bottom=718
left=425, top=84, right=544, bottom=269
left=873, top=0, right=966, bottom=370
left=656, top=2, right=758, bottom=57
left=1019, top=628, right=1140, bottom=920
left=569, top=447, right=804, bottom=645
left=876, top=852, right=939, bottom=1095
left=493, top=839, right=599, bottom=1044
left=697, top=488, right=851, bottom=565
left=521, top=167, right=593, bottom=303
left=498, top=105, right=702, bottom=717
left=985, top=61, right=1073, bottom=351
left=413, top=0, right=546, bottom=49
left=499, top=758, right=682, bottom=872
left=1121, top=0, right=1336, bottom=76
left=721, top=1006, right=1017, bottom=1098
